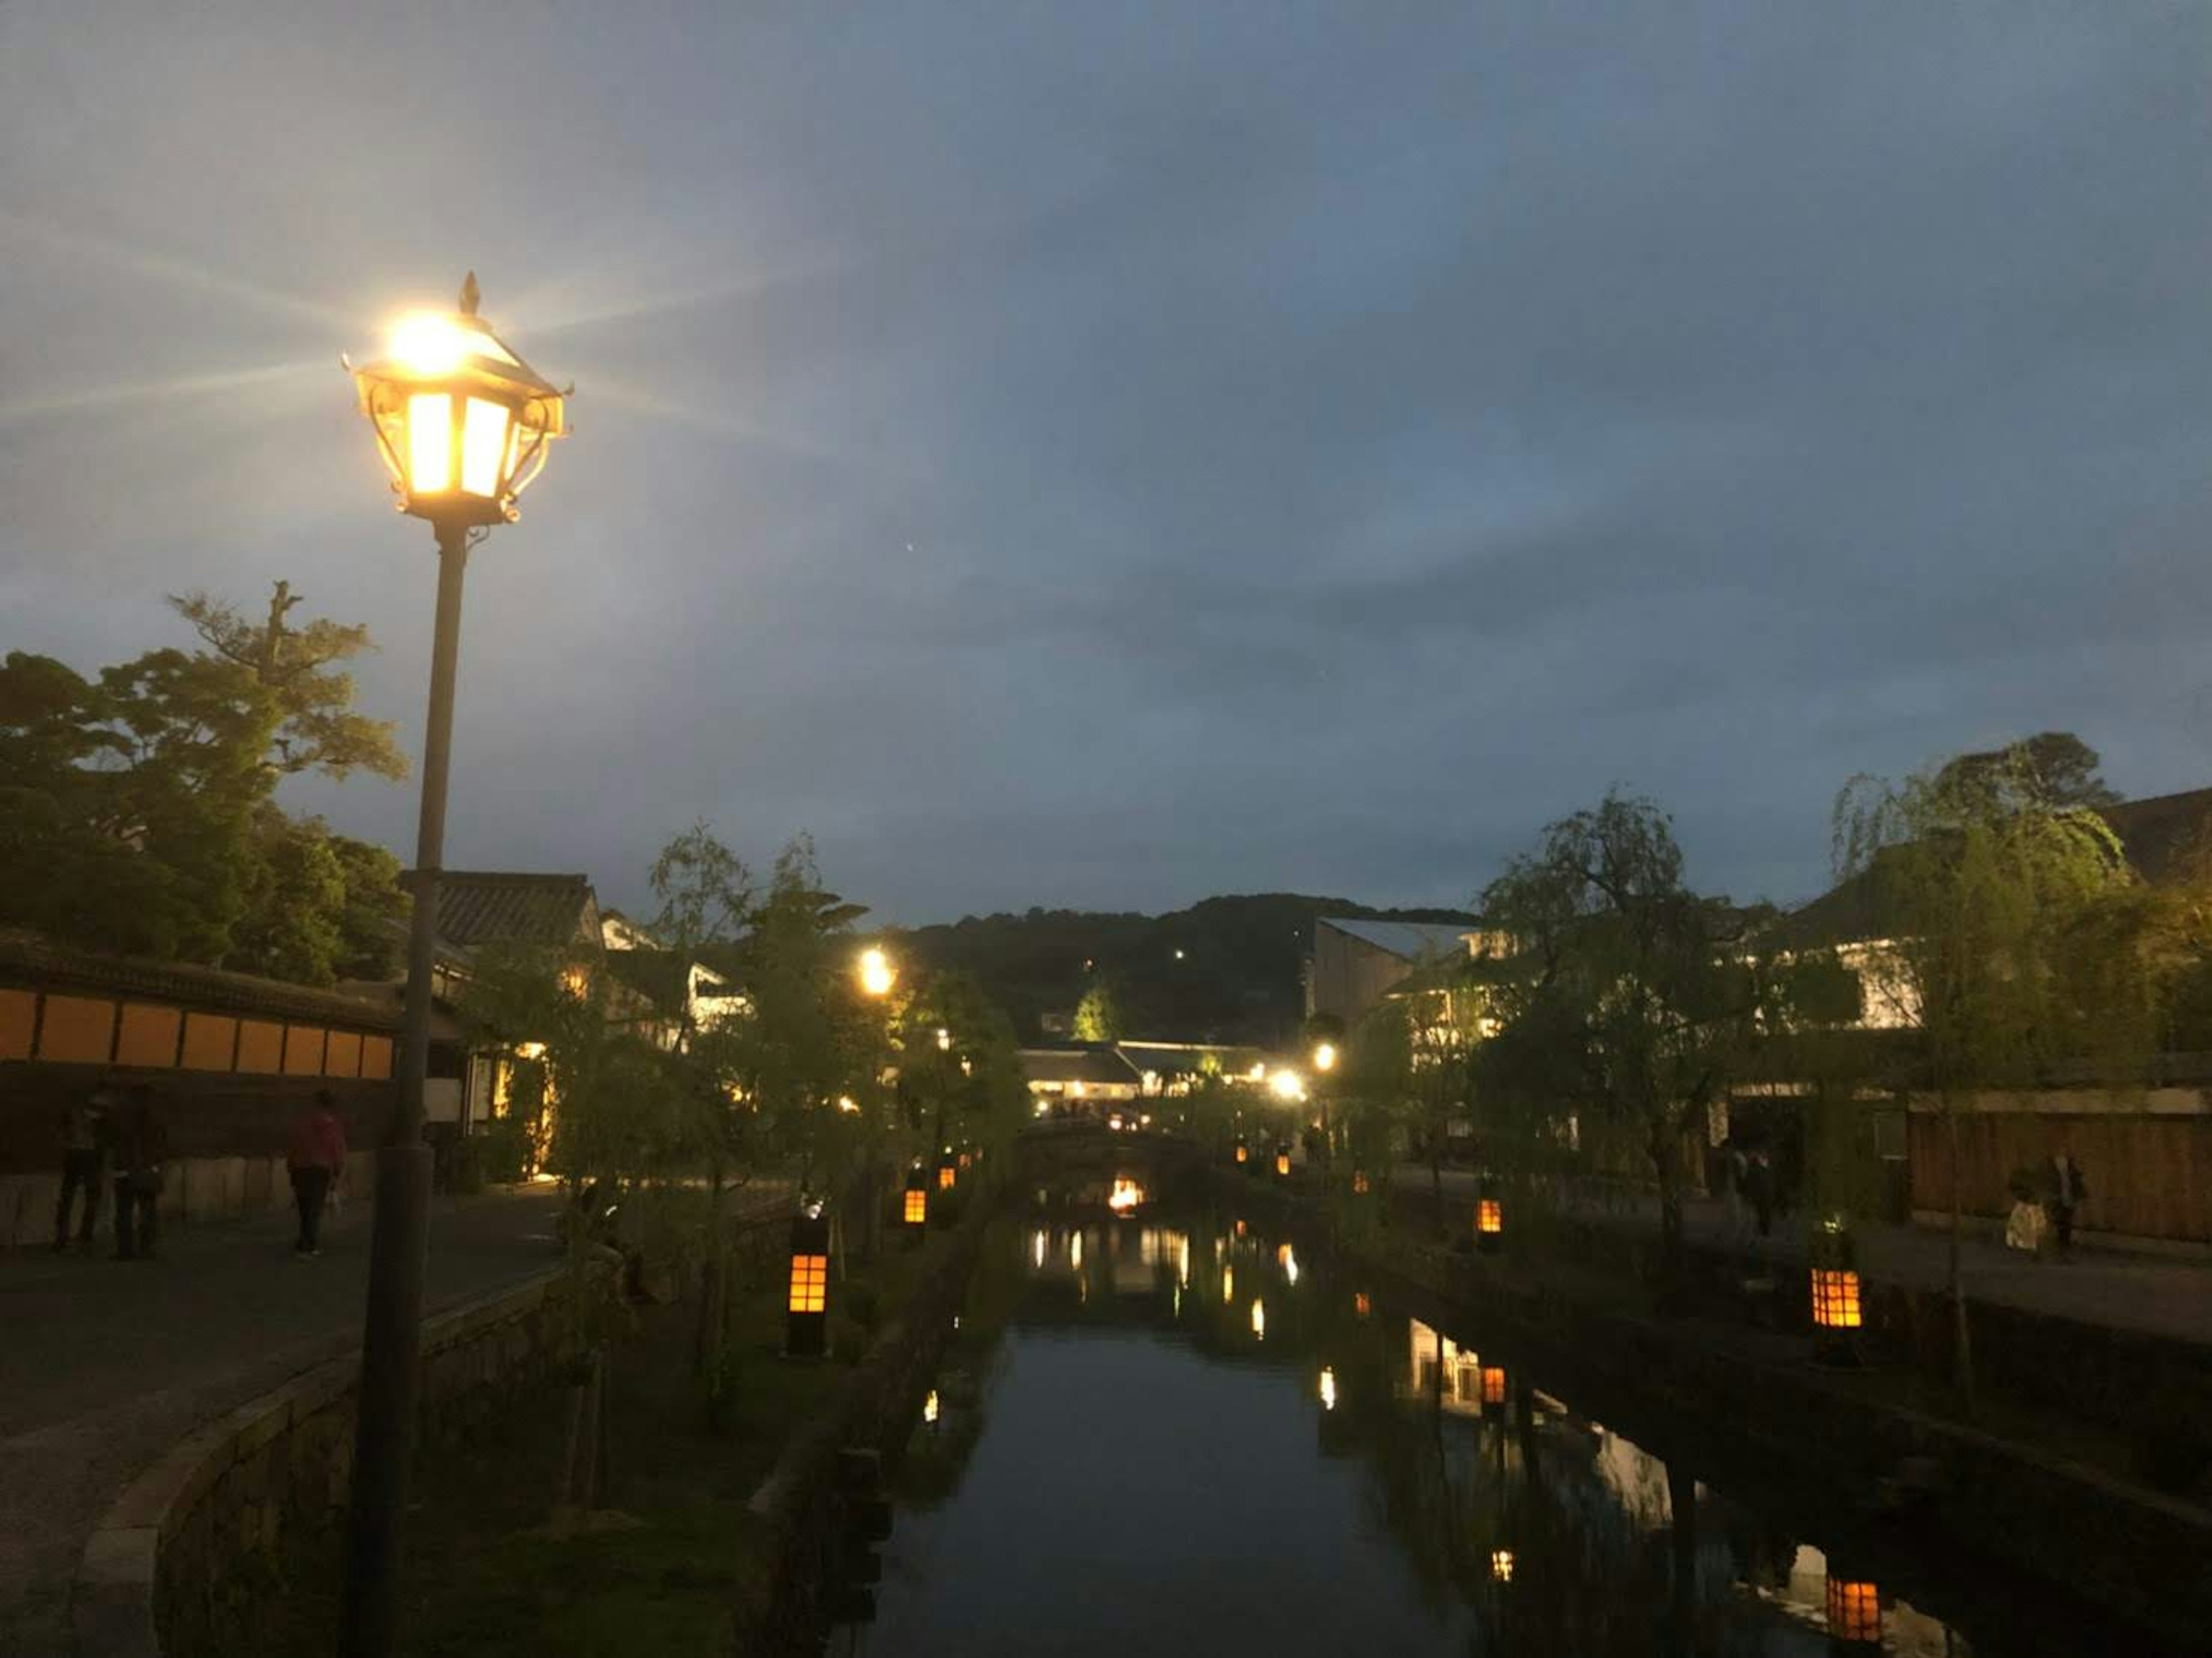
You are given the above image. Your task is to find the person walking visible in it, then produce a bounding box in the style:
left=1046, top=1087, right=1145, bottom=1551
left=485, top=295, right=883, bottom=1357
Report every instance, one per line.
left=110, top=1087, right=167, bottom=1260
left=2046, top=1147, right=2089, bottom=1261
left=53, top=1079, right=115, bottom=1251
left=286, top=1088, right=347, bottom=1257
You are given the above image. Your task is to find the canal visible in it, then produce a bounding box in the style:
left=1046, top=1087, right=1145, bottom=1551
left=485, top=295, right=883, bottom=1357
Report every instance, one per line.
left=839, top=1179, right=2157, bottom=1656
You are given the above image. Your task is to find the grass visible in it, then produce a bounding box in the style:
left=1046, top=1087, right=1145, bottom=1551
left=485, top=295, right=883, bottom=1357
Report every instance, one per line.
left=233, top=1223, right=959, bottom=1657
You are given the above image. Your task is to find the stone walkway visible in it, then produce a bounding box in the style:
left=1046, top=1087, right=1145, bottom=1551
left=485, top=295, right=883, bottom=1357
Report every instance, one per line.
left=1388, top=1163, right=2212, bottom=1347
left=0, top=1186, right=568, bottom=1653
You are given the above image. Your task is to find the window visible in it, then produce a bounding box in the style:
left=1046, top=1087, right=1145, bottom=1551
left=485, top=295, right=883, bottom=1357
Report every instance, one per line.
left=37, top=995, right=115, bottom=1064
left=362, top=1035, right=394, bottom=1080
left=115, top=1004, right=181, bottom=1068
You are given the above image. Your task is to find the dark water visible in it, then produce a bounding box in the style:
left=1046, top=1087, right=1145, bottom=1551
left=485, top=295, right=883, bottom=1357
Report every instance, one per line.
left=842, top=1190, right=2147, bottom=1657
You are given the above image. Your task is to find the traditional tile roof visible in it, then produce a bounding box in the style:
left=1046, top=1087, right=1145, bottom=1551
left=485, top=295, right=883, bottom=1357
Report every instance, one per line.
left=1315, top=916, right=1474, bottom=962
left=431, top=872, right=599, bottom=950
left=0, top=928, right=402, bottom=1029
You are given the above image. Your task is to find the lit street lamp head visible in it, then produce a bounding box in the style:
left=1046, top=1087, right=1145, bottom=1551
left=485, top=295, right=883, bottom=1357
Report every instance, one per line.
left=351, top=272, right=568, bottom=529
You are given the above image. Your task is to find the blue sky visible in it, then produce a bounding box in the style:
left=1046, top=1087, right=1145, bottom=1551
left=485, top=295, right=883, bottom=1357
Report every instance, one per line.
left=5, top=5, right=2210, bottom=923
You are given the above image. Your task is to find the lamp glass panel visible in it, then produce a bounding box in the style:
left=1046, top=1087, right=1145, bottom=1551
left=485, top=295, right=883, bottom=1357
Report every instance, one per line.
left=407, top=393, right=453, bottom=492
left=787, top=1253, right=828, bottom=1314
left=461, top=396, right=512, bottom=497
left=904, top=1189, right=927, bottom=1224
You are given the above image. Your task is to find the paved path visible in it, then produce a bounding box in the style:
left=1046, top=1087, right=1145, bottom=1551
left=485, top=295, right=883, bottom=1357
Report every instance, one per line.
left=0, top=1186, right=569, bottom=1653
left=1388, top=1164, right=2212, bottom=1348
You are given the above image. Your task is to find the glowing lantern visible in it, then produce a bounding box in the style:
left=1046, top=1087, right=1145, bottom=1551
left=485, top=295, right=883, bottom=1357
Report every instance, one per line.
left=1107, top=1178, right=1143, bottom=1213
left=1274, top=1147, right=1292, bottom=1178
left=1354, top=1291, right=1372, bottom=1321
left=902, top=1167, right=929, bottom=1231
left=1481, top=1365, right=1506, bottom=1406
left=1250, top=1299, right=1266, bottom=1340
left=1825, top=1576, right=1881, bottom=1645
left=1476, top=1190, right=1503, bottom=1254
left=1222, top=1265, right=1234, bottom=1304
left=937, top=1159, right=957, bottom=1192
left=351, top=274, right=567, bottom=528
left=1811, top=1216, right=1863, bottom=1364
left=1352, top=1170, right=1370, bottom=1196
left=1319, top=1366, right=1337, bottom=1411
left=1490, top=1549, right=1514, bottom=1583
left=922, top=1388, right=940, bottom=1426
left=785, top=1208, right=830, bottom=1357
left=1234, top=1139, right=1249, bottom=1166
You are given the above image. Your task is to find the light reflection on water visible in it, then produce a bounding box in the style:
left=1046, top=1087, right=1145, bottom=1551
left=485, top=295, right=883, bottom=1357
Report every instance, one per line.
left=843, top=1206, right=2123, bottom=1658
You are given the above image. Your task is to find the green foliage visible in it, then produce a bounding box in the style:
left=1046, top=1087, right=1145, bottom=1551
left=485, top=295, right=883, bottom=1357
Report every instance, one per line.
left=1833, top=746, right=2146, bottom=1095
left=1476, top=791, right=1769, bottom=1264
left=168, top=582, right=406, bottom=781
left=1931, top=730, right=2119, bottom=813
left=0, top=585, right=405, bottom=977
left=1072, top=977, right=1122, bottom=1041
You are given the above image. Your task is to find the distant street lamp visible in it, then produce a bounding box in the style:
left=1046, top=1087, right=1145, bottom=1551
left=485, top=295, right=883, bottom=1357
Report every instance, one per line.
left=340, top=274, right=567, bottom=1658
left=857, top=946, right=897, bottom=999
left=1476, top=1185, right=1505, bottom=1254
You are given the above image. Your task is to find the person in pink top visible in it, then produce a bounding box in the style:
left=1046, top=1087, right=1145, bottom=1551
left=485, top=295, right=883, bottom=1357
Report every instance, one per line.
left=286, top=1089, right=348, bottom=1257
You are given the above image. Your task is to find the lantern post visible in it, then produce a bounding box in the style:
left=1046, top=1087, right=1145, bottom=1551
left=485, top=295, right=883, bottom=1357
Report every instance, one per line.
left=902, top=1164, right=930, bottom=1238
left=339, top=274, right=568, bottom=1658
left=1476, top=1179, right=1504, bottom=1255
left=785, top=1202, right=832, bottom=1358
left=1810, top=1214, right=1865, bottom=1365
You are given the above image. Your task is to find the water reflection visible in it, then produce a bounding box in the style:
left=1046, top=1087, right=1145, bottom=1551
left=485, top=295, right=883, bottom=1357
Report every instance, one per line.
left=852, top=1200, right=2132, bottom=1658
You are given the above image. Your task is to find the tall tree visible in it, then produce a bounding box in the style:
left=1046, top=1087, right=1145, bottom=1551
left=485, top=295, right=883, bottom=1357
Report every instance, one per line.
left=1477, top=791, right=1767, bottom=1281
left=169, top=581, right=407, bottom=780
left=1073, top=977, right=1123, bottom=1041
left=1933, top=730, right=2119, bottom=811
left=1834, top=745, right=2147, bottom=1401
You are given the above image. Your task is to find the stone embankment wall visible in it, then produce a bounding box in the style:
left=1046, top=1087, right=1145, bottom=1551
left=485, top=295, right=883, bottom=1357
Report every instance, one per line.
left=740, top=1214, right=987, bottom=1653
left=1228, top=1174, right=2212, bottom=1651
left=73, top=1265, right=591, bottom=1658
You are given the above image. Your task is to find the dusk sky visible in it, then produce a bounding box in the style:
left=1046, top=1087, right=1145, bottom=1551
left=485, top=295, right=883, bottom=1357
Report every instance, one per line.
left=5, top=6, right=2209, bottom=925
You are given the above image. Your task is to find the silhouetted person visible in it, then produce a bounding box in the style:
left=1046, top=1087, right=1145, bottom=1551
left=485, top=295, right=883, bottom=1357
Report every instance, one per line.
left=111, top=1087, right=168, bottom=1260
left=54, top=1079, right=115, bottom=1251
left=2046, top=1148, right=2088, bottom=1260
left=286, top=1088, right=348, bottom=1257
left=1746, top=1148, right=1775, bottom=1239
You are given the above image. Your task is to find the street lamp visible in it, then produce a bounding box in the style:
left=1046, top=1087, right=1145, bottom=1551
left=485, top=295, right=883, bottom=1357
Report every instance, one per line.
left=858, top=946, right=897, bottom=999
left=341, top=274, right=567, bottom=1658
left=1477, top=1182, right=1504, bottom=1254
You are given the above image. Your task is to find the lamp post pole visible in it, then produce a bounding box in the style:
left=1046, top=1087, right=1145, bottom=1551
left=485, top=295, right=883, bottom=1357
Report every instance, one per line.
left=342, top=518, right=469, bottom=1658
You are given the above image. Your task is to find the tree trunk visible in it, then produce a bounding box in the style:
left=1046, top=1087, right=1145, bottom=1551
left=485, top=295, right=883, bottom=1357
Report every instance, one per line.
left=1945, top=1107, right=1975, bottom=1410
left=1652, top=1123, right=1684, bottom=1289
left=1666, top=1460, right=1698, bottom=1655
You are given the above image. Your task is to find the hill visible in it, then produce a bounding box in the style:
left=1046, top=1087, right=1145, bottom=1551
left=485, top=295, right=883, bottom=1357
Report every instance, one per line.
left=889, top=893, right=1478, bottom=1047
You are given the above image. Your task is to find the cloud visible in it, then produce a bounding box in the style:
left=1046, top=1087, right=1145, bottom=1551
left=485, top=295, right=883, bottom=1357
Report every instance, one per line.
left=3, top=5, right=2209, bottom=927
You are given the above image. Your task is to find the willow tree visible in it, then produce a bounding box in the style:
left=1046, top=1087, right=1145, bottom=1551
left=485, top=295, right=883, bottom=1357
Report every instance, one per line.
left=1834, top=746, right=2147, bottom=1401
left=1477, top=792, right=1766, bottom=1284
